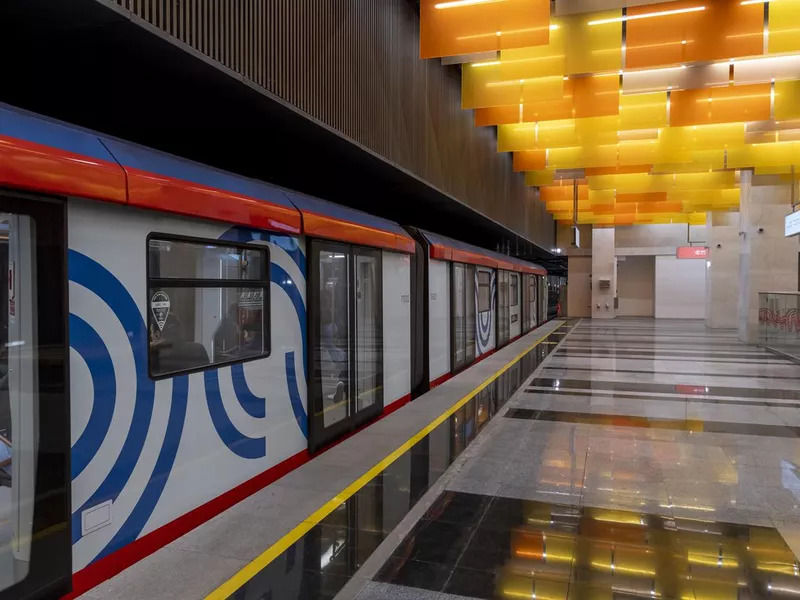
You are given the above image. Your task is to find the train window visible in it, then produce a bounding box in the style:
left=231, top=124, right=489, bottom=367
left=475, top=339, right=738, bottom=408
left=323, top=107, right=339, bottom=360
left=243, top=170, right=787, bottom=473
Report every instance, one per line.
left=510, top=274, right=519, bottom=307
left=477, top=270, right=491, bottom=313
left=147, top=236, right=270, bottom=378
left=148, top=239, right=264, bottom=281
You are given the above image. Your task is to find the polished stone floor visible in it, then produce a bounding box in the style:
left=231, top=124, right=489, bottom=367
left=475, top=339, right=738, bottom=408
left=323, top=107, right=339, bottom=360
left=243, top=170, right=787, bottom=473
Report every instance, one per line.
left=366, top=319, right=800, bottom=600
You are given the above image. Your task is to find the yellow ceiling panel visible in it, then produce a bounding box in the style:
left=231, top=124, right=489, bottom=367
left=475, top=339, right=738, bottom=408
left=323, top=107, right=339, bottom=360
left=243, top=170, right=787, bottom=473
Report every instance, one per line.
left=589, top=189, right=617, bottom=205
left=525, top=170, right=555, bottom=186
left=561, top=11, right=623, bottom=75
left=547, top=145, right=619, bottom=169
left=619, top=92, right=668, bottom=130
left=768, top=0, right=800, bottom=54
left=727, top=141, right=800, bottom=169
left=495, top=10, right=622, bottom=80
left=774, top=80, right=800, bottom=121
left=462, top=71, right=565, bottom=109
left=617, top=140, right=661, bottom=166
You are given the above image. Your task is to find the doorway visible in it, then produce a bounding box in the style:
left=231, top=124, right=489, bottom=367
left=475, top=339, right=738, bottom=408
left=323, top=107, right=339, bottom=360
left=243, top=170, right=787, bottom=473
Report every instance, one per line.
left=308, top=240, right=384, bottom=453
left=0, top=192, right=71, bottom=600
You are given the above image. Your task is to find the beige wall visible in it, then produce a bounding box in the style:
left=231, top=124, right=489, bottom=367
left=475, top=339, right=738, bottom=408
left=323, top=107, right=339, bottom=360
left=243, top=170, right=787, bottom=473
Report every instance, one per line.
left=615, top=223, right=707, bottom=250
left=557, top=224, right=592, bottom=253
left=592, top=228, right=616, bottom=318
left=738, top=173, right=800, bottom=341
left=567, top=256, right=592, bottom=317
left=706, top=211, right=740, bottom=329
left=617, top=256, right=655, bottom=317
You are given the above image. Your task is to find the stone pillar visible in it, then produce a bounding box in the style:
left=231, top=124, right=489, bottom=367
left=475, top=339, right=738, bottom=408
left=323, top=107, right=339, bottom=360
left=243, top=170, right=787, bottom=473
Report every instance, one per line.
left=705, top=211, right=740, bottom=329
left=737, top=171, right=799, bottom=342
left=592, top=226, right=616, bottom=319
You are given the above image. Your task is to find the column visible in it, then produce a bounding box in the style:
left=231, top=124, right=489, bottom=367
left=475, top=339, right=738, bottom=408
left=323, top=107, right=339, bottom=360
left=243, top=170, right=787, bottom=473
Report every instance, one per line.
left=705, top=211, right=740, bottom=329
left=737, top=170, right=799, bottom=342
left=592, top=226, right=616, bottom=319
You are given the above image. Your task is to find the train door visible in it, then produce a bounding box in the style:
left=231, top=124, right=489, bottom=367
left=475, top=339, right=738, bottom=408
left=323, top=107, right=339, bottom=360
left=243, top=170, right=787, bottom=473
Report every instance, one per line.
left=539, top=276, right=548, bottom=324
left=0, top=193, right=70, bottom=600
left=308, top=240, right=384, bottom=453
left=409, top=237, right=428, bottom=398
left=509, top=273, right=521, bottom=339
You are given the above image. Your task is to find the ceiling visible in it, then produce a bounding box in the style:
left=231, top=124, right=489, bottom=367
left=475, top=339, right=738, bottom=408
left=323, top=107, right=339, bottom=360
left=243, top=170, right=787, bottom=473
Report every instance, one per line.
left=419, top=0, right=800, bottom=227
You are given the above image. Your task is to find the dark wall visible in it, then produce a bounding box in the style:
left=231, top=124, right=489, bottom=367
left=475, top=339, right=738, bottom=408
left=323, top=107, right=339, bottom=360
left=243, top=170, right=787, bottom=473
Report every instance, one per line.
left=104, top=0, right=554, bottom=247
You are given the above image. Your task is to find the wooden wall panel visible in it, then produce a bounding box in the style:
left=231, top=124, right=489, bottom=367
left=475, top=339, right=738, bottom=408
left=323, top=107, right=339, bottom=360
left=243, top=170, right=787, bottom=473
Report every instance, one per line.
left=110, top=0, right=555, bottom=246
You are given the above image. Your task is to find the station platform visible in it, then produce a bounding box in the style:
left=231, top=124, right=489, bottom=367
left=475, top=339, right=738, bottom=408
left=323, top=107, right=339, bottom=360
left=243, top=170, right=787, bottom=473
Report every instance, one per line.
left=79, top=320, right=570, bottom=600
left=82, top=318, right=800, bottom=599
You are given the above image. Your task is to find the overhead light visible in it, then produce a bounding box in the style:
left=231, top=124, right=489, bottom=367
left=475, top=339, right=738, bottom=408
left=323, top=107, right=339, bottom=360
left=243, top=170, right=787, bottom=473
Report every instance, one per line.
left=740, top=0, right=768, bottom=4
left=588, top=6, right=705, bottom=26
left=435, top=0, right=506, bottom=9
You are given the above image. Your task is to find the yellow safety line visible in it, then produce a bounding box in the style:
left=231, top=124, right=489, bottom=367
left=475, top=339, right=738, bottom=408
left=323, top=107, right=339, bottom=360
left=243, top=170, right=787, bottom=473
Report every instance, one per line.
left=205, top=321, right=567, bottom=600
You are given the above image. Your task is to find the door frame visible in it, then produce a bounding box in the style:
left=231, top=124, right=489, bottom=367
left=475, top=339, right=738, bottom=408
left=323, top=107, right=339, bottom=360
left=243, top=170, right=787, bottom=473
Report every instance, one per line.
left=307, top=239, right=384, bottom=454
left=0, top=191, right=71, bottom=600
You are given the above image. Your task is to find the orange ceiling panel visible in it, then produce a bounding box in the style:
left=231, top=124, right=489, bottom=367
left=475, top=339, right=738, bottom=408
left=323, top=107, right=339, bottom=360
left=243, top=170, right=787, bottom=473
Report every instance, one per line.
left=592, top=203, right=618, bottom=214
left=524, top=100, right=574, bottom=123
left=670, top=83, right=771, bottom=127
left=513, top=150, right=547, bottom=171
left=540, top=183, right=588, bottom=201
left=420, top=0, right=550, bottom=59
left=625, top=0, right=763, bottom=69
left=475, top=106, right=521, bottom=126
left=572, top=76, right=621, bottom=118
left=476, top=76, right=621, bottom=125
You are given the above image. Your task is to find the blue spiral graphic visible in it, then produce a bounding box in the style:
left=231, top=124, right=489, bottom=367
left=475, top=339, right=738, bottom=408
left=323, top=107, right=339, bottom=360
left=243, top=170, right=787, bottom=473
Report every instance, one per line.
left=70, top=314, right=116, bottom=480
left=69, top=251, right=157, bottom=545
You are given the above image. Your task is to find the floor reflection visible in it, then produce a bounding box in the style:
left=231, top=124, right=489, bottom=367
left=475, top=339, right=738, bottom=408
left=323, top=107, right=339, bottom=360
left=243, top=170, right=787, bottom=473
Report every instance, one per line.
left=505, top=408, right=800, bottom=438
left=228, top=326, right=575, bottom=599
left=376, top=492, right=800, bottom=600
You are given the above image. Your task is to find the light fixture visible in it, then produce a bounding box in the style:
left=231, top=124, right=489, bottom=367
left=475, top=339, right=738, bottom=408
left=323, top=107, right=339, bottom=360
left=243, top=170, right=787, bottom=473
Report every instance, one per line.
left=435, top=0, right=506, bottom=9
left=588, top=5, right=705, bottom=26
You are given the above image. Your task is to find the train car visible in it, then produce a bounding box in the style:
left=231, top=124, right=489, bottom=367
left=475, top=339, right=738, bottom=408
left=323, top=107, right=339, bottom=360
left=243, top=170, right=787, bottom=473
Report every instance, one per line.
left=407, top=229, right=548, bottom=397
left=0, top=103, right=547, bottom=599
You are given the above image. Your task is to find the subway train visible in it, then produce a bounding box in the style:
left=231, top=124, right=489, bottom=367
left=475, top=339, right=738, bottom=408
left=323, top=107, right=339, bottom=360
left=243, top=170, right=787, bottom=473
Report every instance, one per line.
left=0, top=103, right=550, bottom=599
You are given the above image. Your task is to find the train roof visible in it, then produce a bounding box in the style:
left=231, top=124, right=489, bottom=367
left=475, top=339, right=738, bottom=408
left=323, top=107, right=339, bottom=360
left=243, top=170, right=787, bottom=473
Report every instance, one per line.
left=0, top=103, right=414, bottom=253
left=419, top=229, right=547, bottom=275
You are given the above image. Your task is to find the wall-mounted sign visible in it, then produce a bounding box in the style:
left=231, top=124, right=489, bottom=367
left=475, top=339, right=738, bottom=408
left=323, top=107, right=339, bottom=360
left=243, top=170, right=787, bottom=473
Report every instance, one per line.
left=786, top=210, right=800, bottom=237
left=676, top=246, right=709, bottom=259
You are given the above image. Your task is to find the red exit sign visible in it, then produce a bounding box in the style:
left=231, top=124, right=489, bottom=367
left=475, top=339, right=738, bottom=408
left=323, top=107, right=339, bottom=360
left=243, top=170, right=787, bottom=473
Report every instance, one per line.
left=676, top=246, right=709, bottom=259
